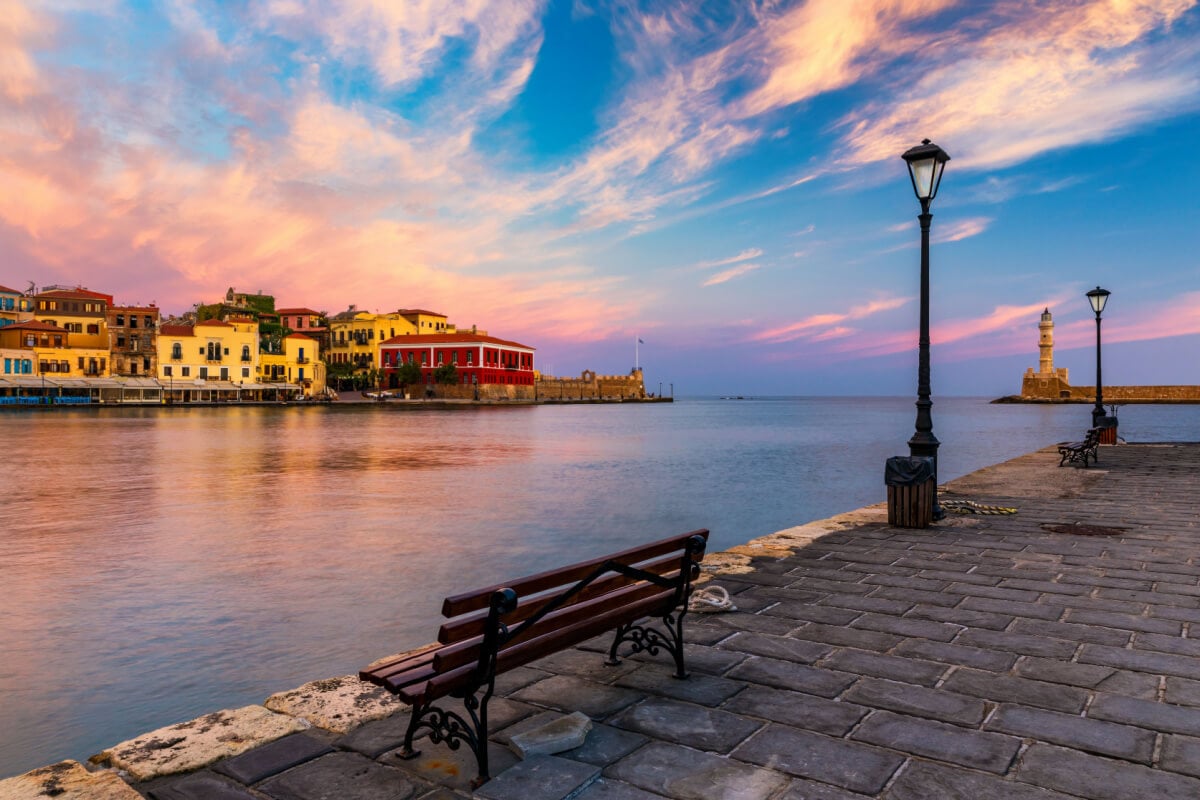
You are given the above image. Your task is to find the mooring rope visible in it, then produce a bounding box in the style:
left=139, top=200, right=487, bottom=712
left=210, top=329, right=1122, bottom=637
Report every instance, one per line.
left=941, top=499, right=1018, bottom=515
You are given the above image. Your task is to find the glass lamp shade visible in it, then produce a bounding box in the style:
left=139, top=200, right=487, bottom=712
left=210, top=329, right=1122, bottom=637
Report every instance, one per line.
left=901, top=139, right=951, bottom=202
left=1087, top=286, right=1110, bottom=316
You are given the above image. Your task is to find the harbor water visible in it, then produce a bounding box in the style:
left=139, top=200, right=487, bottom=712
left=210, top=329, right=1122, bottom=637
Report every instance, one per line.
left=3, top=397, right=1200, bottom=777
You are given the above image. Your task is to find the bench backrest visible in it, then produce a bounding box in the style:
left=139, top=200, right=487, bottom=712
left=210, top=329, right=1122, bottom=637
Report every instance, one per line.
left=429, top=530, right=708, bottom=692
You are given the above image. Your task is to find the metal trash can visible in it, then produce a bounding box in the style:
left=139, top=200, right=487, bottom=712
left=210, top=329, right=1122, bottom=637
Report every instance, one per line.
left=885, top=456, right=935, bottom=529
left=1096, top=415, right=1118, bottom=445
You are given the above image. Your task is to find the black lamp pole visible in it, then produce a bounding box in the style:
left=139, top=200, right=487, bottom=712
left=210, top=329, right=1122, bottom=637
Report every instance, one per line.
left=1087, top=286, right=1110, bottom=428
left=901, top=139, right=950, bottom=519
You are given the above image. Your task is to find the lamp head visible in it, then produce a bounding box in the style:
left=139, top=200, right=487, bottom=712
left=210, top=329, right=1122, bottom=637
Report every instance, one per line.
left=1086, top=286, right=1110, bottom=316
left=901, top=139, right=951, bottom=205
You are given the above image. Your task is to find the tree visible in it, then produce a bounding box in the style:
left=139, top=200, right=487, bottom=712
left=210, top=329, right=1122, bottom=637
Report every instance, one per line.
left=434, top=363, right=458, bottom=386
left=394, top=360, right=422, bottom=393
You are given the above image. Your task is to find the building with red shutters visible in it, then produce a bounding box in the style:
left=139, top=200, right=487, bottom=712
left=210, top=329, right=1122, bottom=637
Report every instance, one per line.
left=379, top=333, right=535, bottom=397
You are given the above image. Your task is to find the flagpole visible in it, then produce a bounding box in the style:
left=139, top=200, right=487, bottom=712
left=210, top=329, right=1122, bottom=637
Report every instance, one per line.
left=635, top=335, right=639, bottom=370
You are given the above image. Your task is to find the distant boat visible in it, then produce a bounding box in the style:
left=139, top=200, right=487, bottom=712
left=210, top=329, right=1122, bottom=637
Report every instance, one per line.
left=362, top=390, right=392, bottom=401
left=720, top=396, right=750, bottom=400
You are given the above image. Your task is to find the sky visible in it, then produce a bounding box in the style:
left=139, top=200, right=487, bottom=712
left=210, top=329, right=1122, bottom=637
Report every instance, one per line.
left=2, top=0, right=1198, bottom=396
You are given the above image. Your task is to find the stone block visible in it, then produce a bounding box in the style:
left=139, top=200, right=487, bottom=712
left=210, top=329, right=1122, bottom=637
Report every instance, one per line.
left=145, top=772, right=260, bottom=800
left=0, top=761, right=141, bottom=800
left=888, top=760, right=1078, bottom=800
left=560, top=723, right=647, bottom=767
left=722, top=685, right=867, bottom=735
left=904, top=603, right=1013, bottom=631
left=474, top=755, right=600, bottom=800
left=1016, top=743, right=1200, bottom=800
left=726, top=656, right=857, bottom=698
left=507, top=712, right=593, bottom=758
left=257, top=752, right=416, bottom=799
left=1160, top=735, right=1200, bottom=778
left=511, top=676, right=643, bottom=719
left=1014, top=658, right=1116, bottom=688
left=715, top=631, right=832, bottom=663
left=843, top=677, right=986, bottom=726
left=852, top=710, right=1020, bottom=772
left=893, top=639, right=1016, bottom=672
left=336, top=712, right=418, bottom=759
left=89, top=705, right=307, bottom=781
left=955, top=629, right=1079, bottom=659
left=605, top=740, right=790, bottom=800
left=1088, top=693, right=1200, bottom=736
left=848, top=612, right=961, bottom=641
left=211, top=732, right=334, bottom=784
left=572, top=778, right=665, bottom=800
left=608, top=698, right=761, bottom=753
left=942, top=669, right=1088, bottom=713
left=732, top=723, right=903, bottom=794
left=527, top=650, right=640, bottom=684
left=264, top=675, right=404, bottom=734
left=819, top=649, right=947, bottom=686
left=614, top=664, right=744, bottom=706
left=789, top=622, right=903, bottom=652
left=1079, top=644, right=1200, bottom=680
left=986, top=704, right=1154, bottom=762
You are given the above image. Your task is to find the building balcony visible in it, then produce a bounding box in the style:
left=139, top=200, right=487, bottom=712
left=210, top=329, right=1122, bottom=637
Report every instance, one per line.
left=296, top=357, right=309, bottom=364
left=241, top=355, right=252, bottom=362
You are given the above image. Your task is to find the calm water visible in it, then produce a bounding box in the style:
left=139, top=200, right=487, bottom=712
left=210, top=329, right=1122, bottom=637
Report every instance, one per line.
left=3, top=397, right=1200, bottom=777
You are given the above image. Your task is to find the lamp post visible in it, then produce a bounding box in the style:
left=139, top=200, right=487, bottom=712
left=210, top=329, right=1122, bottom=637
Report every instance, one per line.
left=901, top=138, right=950, bottom=519
left=1087, top=286, right=1110, bottom=429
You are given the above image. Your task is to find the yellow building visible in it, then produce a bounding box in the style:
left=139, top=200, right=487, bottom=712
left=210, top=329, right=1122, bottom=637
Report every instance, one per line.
left=1, top=284, right=35, bottom=329
left=32, top=288, right=111, bottom=351
left=158, top=317, right=260, bottom=384
left=260, top=333, right=325, bottom=397
left=327, top=306, right=452, bottom=377
left=0, top=320, right=110, bottom=376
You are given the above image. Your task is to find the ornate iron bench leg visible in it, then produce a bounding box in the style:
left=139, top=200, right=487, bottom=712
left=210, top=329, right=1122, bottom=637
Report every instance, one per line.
left=606, top=609, right=690, bottom=679
left=396, top=691, right=491, bottom=788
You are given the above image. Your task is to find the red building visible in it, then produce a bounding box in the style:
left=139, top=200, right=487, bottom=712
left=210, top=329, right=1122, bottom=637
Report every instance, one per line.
left=379, top=333, right=535, bottom=390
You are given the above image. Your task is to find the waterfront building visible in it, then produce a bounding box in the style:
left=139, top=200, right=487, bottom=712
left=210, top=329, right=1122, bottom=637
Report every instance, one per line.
left=328, top=307, right=447, bottom=377
left=157, top=317, right=261, bottom=385
left=0, top=320, right=110, bottom=376
left=108, top=305, right=160, bottom=377
left=0, top=285, right=35, bottom=328
left=260, top=333, right=326, bottom=397
left=379, top=332, right=535, bottom=397
left=276, top=307, right=329, bottom=354
left=32, top=287, right=112, bottom=352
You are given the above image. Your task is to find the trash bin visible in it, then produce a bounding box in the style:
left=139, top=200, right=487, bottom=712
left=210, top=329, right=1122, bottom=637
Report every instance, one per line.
left=885, top=456, right=935, bottom=529
left=1096, top=415, right=1118, bottom=445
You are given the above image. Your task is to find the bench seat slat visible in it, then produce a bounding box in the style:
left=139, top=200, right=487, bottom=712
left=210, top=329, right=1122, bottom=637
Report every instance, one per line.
left=432, top=580, right=675, bottom=673
left=440, top=530, right=707, bottom=618
left=437, top=553, right=684, bottom=644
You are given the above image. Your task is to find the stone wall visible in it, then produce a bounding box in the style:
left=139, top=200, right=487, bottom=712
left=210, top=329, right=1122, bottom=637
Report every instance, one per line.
left=536, top=369, right=646, bottom=400
left=1021, top=371, right=1200, bottom=402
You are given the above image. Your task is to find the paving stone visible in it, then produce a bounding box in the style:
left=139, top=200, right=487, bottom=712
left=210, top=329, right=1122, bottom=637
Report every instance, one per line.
left=816, top=594, right=915, bottom=615
left=1042, top=594, right=1147, bottom=615
left=495, top=667, right=552, bottom=696
left=607, top=698, right=761, bottom=753
left=727, top=656, right=857, bottom=698
left=775, top=778, right=875, bottom=800
left=257, top=752, right=417, bottom=799
left=615, top=664, right=745, bottom=706
left=819, top=649, right=946, bottom=686
left=629, top=643, right=745, bottom=676
left=1015, top=743, right=1200, bottom=800
left=1160, top=735, right=1200, bottom=779
left=1065, top=611, right=1183, bottom=636
left=1132, top=631, right=1200, bottom=656
left=987, top=704, right=1155, bottom=762
left=1014, top=658, right=1116, bottom=688
left=887, top=759, right=1080, bottom=800
left=386, top=741, right=519, bottom=793
left=693, top=612, right=798, bottom=636
left=1164, top=677, right=1200, bottom=707
left=572, top=778, right=665, bottom=800
left=1088, top=693, right=1200, bottom=736
left=0, top=761, right=142, bottom=800
left=512, top=676, right=644, bottom=719
left=947, top=584, right=1041, bottom=602
left=851, top=710, right=1019, bottom=772
left=507, top=712, right=593, bottom=759
left=917, top=568, right=1002, bottom=585
left=1096, top=587, right=1200, bottom=608
left=959, top=596, right=1062, bottom=621
left=893, top=639, right=1016, bottom=672
left=1078, top=644, right=1200, bottom=680
left=560, top=724, right=647, bottom=767
left=474, top=755, right=600, bottom=800
left=790, top=623, right=904, bottom=652
left=1095, top=669, right=1161, bottom=699
left=336, top=712, right=418, bottom=759
left=528, top=650, right=642, bottom=684
left=868, top=586, right=960, bottom=608
left=682, top=623, right=738, bottom=645
left=955, top=628, right=1079, bottom=659
left=212, top=732, right=333, bottom=784
left=732, top=724, right=903, bottom=794
left=759, top=601, right=862, bottom=626
left=716, top=631, right=833, bottom=663
left=1149, top=605, right=1200, bottom=624
left=264, top=675, right=403, bottom=734
left=843, top=677, right=986, bottom=725
left=905, top=603, right=1013, bottom=631
left=604, top=740, right=789, bottom=800
left=998, top=578, right=1090, bottom=596
left=792, top=577, right=873, bottom=594
left=848, top=613, right=961, bottom=641
left=146, top=771, right=260, bottom=800
left=1008, top=618, right=1131, bottom=647
left=861, top=574, right=951, bottom=592
left=722, top=684, right=867, bottom=735
left=942, top=669, right=1089, bottom=713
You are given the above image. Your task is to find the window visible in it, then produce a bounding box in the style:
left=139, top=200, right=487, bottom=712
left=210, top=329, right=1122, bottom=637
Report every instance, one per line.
left=143, top=358, right=150, bottom=371
left=130, top=362, right=138, bottom=375
left=22, top=359, right=31, bottom=374
left=164, top=366, right=173, bottom=377
left=59, top=360, right=68, bottom=372
left=116, top=314, right=125, bottom=326
left=117, top=335, right=126, bottom=348
left=2, top=358, right=9, bottom=374
left=199, top=367, right=208, bottom=379
left=451, top=352, right=457, bottom=364
left=242, top=367, right=250, bottom=378
left=220, top=367, right=228, bottom=380
left=466, top=352, right=472, bottom=365
left=78, top=357, right=84, bottom=370
left=130, top=317, right=138, bottom=329
left=144, top=316, right=153, bottom=327
left=172, top=343, right=182, bottom=359
left=181, top=366, right=190, bottom=377
left=241, top=345, right=250, bottom=361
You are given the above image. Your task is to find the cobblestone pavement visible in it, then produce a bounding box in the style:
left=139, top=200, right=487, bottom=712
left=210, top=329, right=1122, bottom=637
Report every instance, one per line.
left=136, top=443, right=1200, bottom=799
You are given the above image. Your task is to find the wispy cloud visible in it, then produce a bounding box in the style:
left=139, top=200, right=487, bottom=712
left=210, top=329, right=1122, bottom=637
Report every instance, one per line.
left=702, top=262, right=761, bottom=287
left=932, top=216, right=992, bottom=244
left=752, top=296, right=910, bottom=344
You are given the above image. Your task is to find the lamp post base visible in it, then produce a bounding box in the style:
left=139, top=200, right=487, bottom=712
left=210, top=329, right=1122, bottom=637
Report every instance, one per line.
left=907, top=436, right=944, bottom=521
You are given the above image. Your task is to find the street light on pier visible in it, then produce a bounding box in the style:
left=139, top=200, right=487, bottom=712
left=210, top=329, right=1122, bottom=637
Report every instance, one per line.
left=1087, top=286, right=1111, bottom=430
left=901, top=138, right=950, bottom=520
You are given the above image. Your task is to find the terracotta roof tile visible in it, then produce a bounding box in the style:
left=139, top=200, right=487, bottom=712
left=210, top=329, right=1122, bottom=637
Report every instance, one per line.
left=379, top=333, right=534, bottom=350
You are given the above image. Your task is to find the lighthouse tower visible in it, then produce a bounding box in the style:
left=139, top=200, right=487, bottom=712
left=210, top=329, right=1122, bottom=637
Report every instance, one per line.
left=1038, top=307, right=1054, bottom=375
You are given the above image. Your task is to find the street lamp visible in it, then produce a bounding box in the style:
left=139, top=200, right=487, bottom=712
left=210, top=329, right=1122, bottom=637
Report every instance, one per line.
left=1087, top=286, right=1111, bottom=428
left=901, top=138, right=950, bottom=519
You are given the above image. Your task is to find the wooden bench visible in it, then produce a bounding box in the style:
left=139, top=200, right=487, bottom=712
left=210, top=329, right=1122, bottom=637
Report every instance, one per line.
left=359, top=529, right=709, bottom=787
left=1058, top=427, right=1102, bottom=467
